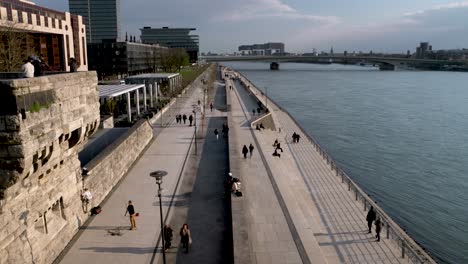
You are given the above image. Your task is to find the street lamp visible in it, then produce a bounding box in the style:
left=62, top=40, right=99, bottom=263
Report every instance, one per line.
left=150, top=170, right=168, bottom=264
left=192, top=109, right=197, bottom=155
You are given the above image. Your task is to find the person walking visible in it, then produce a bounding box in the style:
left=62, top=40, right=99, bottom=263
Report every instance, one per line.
left=182, top=114, right=187, bottom=124
left=375, top=217, right=382, bottom=242
left=292, top=132, right=297, bottom=143
left=180, top=223, right=192, bottom=253
left=252, top=109, right=256, bottom=116
left=210, top=102, right=214, bottom=112
left=214, top=128, right=219, bottom=140
left=81, top=188, right=93, bottom=213
left=249, top=143, right=254, bottom=158
left=366, top=206, right=377, bottom=233
left=188, top=115, right=193, bottom=126
left=296, top=133, right=301, bottom=143
left=124, top=200, right=137, bottom=230
left=242, top=145, right=248, bottom=159
left=276, top=142, right=284, bottom=153
left=69, top=57, right=78, bottom=72
left=164, top=225, right=173, bottom=250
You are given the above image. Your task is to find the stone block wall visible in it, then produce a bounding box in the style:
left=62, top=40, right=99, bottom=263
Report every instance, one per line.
left=0, top=72, right=100, bottom=264
left=84, top=119, right=153, bottom=205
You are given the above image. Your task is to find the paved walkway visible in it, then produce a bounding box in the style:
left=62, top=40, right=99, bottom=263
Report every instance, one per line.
left=56, top=76, right=223, bottom=264
left=230, top=72, right=413, bottom=264
left=226, top=77, right=304, bottom=264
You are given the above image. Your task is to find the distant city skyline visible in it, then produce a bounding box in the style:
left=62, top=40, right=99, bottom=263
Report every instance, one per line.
left=34, top=0, right=468, bottom=53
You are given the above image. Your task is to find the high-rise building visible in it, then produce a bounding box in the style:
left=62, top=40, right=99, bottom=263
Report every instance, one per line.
left=69, top=0, right=120, bottom=43
left=140, top=27, right=199, bottom=62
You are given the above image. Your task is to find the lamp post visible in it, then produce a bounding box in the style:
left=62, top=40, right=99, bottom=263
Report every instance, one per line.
left=150, top=170, right=168, bottom=264
left=192, top=109, right=197, bottom=155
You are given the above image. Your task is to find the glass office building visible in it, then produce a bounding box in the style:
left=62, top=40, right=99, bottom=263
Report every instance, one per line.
left=69, top=0, right=120, bottom=43
left=140, top=27, right=199, bottom=62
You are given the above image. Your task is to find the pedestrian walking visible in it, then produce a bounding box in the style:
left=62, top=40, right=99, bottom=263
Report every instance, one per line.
left=175, top=115, right=179, bottom=124
left=180, top=223, right=192, bottom=253
left=252, top=109, right=256, bottom=116
left=188, top=115, right=193, bottom=126
left=242, top=145, right=248, bottom=159
left=292, top=132, right=297, bottom=143
left=249, top=143, right=254, bottom=158
left=366, top=206, right=377, bottom=233
left=124, top=200, right=137, bottom=230
left=214, top=128, right=219, bottom=140
left=210, top=102, right=214, bottom=112
left=272, top=149, right=281, bottom=158
left=296, top=133, right=301, bottom=143
left=182, top=114, right=187, bottom=124
left=375, top=218, right=382, bottom=242
left=276, top=142, right=284, bottom=152
left=164, top=225, right=173, bottom=250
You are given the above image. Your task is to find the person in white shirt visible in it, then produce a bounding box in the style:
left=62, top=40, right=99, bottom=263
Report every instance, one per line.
left=21, top=57, right=35, bottom=78
left=82, top=188, right=92, bottom=202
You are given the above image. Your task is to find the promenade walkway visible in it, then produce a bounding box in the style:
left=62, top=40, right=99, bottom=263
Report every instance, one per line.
left=55, top=72, right=232, bottom=264
left=228, top=71, right=413, bottom=263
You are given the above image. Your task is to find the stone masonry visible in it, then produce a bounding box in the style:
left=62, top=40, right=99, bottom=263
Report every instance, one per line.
left=0, top=72, right=100, bottom=264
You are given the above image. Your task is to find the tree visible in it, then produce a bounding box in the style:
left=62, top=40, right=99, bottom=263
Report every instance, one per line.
left=159, top=48, right=189, bottom=72
left=0, top=22, right=28, bottom=72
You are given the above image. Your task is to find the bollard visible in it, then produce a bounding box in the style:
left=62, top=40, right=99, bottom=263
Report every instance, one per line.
left=401, top=240, right=405, bottom=258
left=341, top=172, right=344, bottom=183
left=348, top=180, right=351, bottom=191
left=364, top=200, right=367, bottom=211
left=355, top=189, right=358, bottom=201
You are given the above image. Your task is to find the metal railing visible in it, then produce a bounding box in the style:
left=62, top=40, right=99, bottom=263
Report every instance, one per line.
left=231, top=69, right=437, bottom=264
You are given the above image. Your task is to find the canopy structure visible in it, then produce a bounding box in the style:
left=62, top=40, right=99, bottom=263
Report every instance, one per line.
left=98, top=84, right=147, bottom=122
left=126, top=73, right=182, bottom=94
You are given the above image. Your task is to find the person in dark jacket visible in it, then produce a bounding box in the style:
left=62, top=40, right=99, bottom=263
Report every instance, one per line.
left=366, top=206, right=377, bottom=233
left=180, top=224, right=192, bottom=253
left=182, top=114, right=187, bottom=124
left=242, top=145, right=248, bottom=159
left=164, top=225, right=173, bottom=250
left=188, top=115, right=193, bottom=126
left=249, top=143, right=254, bottom=158
left=375, top=217, right=382, bottom=242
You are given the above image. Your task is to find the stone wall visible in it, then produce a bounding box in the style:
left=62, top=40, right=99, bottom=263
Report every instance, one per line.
left=0, top=72, right=100, bottom=264
left=83, top=119, right=153, bottom=205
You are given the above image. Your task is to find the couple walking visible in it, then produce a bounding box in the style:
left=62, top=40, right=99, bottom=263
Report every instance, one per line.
left=242, top=143, right=255, bottom=158
left=366, top=206, right=382, bottom=242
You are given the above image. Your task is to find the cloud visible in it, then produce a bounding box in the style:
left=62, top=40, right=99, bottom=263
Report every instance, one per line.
left=404, top=1, right=468, bottom=16
left=213, top=0, right=339, bottom=26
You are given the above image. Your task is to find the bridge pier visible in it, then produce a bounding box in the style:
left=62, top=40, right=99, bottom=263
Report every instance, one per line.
left=270, top=62, right=279, bottom=70
left=378, top=64, right=396, bottom=71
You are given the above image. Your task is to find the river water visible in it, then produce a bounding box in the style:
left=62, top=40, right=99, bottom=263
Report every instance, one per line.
left=222, top=62, right=468, bottom=264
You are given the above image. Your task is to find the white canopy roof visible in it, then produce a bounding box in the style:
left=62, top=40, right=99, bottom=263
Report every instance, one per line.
left=98, top=84, right=145, bottom=98
left=126, top=73, right=179, bottom=80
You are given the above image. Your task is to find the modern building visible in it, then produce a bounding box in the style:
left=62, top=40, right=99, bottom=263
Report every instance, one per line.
left=87, top=40, right=167, bottom=79
left=69, top=0, right=120, bottom=43
left=415, top=42, right=432, bottom=59
left=0, top=0, right=87, bottom=71
left=140, top=27, right=199, bottom=62
left=238, top=42, right=285, bottom=56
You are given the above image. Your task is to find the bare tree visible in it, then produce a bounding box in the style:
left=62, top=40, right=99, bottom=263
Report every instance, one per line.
left=0, top=22, right=28, bottom=72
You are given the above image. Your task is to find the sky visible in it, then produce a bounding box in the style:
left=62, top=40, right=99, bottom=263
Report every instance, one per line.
left=34, top=0, right=468, bottom=53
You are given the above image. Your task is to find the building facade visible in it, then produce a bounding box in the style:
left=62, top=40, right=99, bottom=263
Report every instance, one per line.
left=140, top=27, right=199, bottom=62
left=0, top=0, right=87, bottom=71
left=238, top=42, right=285, bottom=56
left=69, top=0, right=120, bottom=43
left=88, top=41, right=167, bottom=79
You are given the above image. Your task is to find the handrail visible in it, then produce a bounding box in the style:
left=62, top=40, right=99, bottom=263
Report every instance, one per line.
left=229, top=68, right=437, bottom=264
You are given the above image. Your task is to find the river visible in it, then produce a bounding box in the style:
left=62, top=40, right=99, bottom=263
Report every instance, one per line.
left=222, top=62, right=468, bottom=264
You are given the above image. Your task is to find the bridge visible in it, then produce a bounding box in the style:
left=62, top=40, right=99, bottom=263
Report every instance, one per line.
left=202, top=55, right=466, bottom=71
